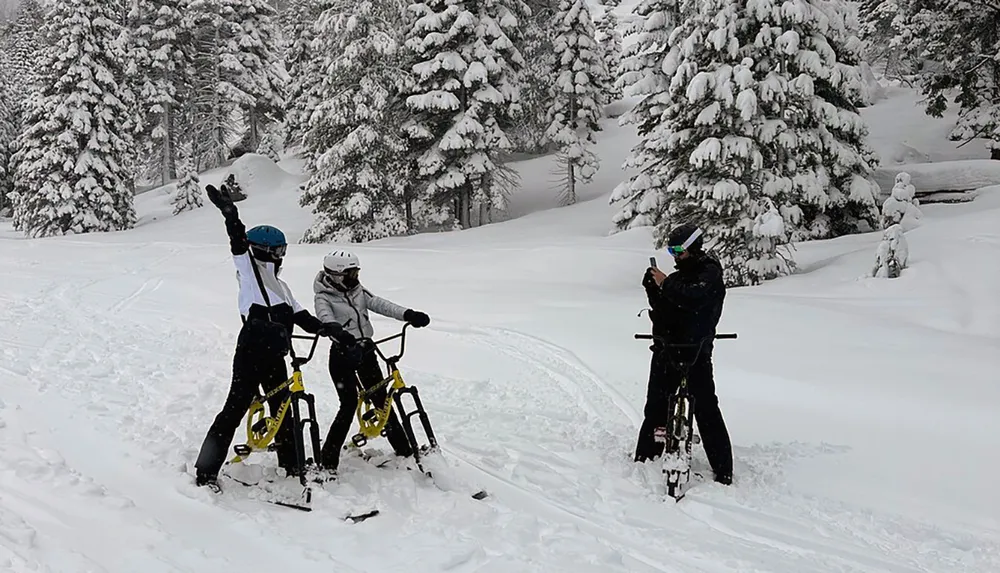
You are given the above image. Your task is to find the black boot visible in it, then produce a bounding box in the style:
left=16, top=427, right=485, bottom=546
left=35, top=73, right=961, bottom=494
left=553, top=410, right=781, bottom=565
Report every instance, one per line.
left=196, top=473, right=222, bottom=493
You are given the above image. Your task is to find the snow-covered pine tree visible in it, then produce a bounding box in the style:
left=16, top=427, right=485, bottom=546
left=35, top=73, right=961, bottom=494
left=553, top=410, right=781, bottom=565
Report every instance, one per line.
left=132, top=0, right=197, bottom=186
left=508, top=0, right=558, bottom=154
left=1, top=0, right=45, bottom=120
left=299, top=0, right=410, bottom=243
left=172, top=139, right=203, bottom=214
left=748, top=0, right=880, bottom=239
left=227, top=0, right=289, bottom=152
left=594, top=0, right=622, bottom=103
left=609, top=0, right=683, bottom=231
left=0, top=62, right=15, bottom=216
left=280, top=0, right=326, bottom=151
left=872, top=223, right=907, bottom=278
left=545, top=0, right=609, bottom=205
left=856, top=0, right=912, bottom=79
left=11, top=0, right=136, bottom=237
left=404, top=0, right=526, bottom=229
left=881, top=170, right=921, bottom=229
left=640, top=0, right=793, bottom=286
left=256, top=128, right=282, bottom=162
left=901, top=0, right=1000, bottom=160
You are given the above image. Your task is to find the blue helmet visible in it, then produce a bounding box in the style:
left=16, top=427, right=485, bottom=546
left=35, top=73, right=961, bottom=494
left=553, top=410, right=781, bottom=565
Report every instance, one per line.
left=246, top=225, right=287, bottom=260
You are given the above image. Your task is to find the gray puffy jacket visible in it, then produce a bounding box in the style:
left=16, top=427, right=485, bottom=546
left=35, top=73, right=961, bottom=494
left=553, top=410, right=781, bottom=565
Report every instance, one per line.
left=313, top=271, right=408, bottom=339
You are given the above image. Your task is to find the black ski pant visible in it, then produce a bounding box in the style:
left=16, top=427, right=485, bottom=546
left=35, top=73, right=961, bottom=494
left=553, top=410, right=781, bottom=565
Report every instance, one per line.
left=320, top=343, right=413, bottom=470
left=195, top=327, right=295, bottom=479
left=634, top=346, right=733, bottom=479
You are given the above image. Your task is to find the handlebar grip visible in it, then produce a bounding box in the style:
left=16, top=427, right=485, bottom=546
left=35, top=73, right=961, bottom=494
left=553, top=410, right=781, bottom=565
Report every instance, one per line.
left=715, top=333, right=738, bottom=339
left=634, top=334, right=653, bottom=340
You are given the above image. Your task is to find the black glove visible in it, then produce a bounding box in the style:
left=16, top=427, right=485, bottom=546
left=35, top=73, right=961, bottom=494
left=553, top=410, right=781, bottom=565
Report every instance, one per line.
left=333, top=329, right=357, bottom=348
left=317, top=322, right=343, bottom=338
left=205, top=183, right=237, bottom=219
left=642, top=268, right=657, bottom=290
left=404, top=309, right=430, bottom=328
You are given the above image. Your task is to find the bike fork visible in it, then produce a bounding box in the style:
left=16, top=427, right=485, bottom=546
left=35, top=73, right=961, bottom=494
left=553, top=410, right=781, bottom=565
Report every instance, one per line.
left=393, top=386, right=438, bottom=475
left=290, top=391, right=321, bottom=501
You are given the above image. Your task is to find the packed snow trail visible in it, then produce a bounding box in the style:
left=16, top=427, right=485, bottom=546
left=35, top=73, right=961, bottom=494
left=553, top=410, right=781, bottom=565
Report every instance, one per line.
left=2, top=202, right=999, bottom=573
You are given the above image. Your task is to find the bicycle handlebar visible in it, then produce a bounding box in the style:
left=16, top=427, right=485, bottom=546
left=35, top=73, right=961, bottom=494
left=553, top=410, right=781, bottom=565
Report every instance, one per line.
left=289, top=333, right=321, bottom=366
left=634, top=333, right=737, bottom=345
left=358, top=322, right=412, bottom=364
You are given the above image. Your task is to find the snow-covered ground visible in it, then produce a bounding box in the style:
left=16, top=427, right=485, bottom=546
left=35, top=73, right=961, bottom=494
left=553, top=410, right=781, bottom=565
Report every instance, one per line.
left=1, top=87, right=999, bottom=572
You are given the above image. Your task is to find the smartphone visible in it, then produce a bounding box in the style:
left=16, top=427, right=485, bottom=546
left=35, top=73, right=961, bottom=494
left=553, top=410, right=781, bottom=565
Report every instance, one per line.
left=649, top=256, right=657, bottom=268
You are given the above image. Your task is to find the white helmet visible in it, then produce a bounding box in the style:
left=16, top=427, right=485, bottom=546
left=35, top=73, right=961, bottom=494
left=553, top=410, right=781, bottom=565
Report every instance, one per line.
left=323, top=250, right=360, bottom=274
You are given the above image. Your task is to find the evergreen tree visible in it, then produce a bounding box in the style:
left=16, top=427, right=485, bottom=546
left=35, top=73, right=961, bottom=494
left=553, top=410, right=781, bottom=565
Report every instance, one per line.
left=11, top=0, right=137, bottom=237
left=625, top=0, right=794, bottom=286
left=609, top=0, right=682, bottom=231
left=546, top=0, right=608, bottom=205
left=256, top=128, right=282, bottom=162
left=508, top=0, right=558, bottom=154
left=594, top=0, right=622, bottom=102
left=753, top=0, right=880, bottom=238
left=856, top=0, right=912, bottom=78
left=900, top=0, right=1000, bottom=160
left=228, top=0, right=289, bottom=151
left=300, top=0, right=410, bottom=243
left=280, top=0, right=326, bottom=151
left=0, top=61, right=15, bottom=215
left=187, top=0, right=287, bottom=169
left=132, top=0, right=196, bottom=186
left=2, top=0, right=45, bottom=119
left=172, top=139, right=203, bottom=214
left=404, top=0, right=526, bottom=229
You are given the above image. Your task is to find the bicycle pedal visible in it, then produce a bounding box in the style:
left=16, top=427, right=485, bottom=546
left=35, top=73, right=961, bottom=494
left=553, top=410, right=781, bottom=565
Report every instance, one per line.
left=233, top=444, right=251, bottom=456
left=351, top=434, right=367, bottom=448
left=653, top=427, right=667, bottom=444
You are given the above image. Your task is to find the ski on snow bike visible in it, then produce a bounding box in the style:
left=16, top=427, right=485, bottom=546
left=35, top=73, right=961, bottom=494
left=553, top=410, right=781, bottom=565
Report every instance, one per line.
left=633, top=331, right=737, bottom=501
left=227, top=333, right=324, bottom=511
left=348, top=323, right=440, bottom=476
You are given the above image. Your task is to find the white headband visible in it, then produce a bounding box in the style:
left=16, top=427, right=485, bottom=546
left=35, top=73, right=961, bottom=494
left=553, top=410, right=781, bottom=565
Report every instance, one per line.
left=681, top=227, right=703, bottom=250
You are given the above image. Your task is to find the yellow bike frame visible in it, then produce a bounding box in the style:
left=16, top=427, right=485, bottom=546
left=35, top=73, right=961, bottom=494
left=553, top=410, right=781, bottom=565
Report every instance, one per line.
left=354, top=367, right=406, bottom=441
left=229, top=370, right=306, bottom=464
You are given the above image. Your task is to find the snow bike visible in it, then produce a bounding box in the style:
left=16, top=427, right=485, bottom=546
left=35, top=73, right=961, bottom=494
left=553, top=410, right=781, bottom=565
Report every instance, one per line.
left=634, top=331, right=737, bottom=501
left=348, top=323, right=440, bottom=475
left=226, top=332, right=324, bottom=511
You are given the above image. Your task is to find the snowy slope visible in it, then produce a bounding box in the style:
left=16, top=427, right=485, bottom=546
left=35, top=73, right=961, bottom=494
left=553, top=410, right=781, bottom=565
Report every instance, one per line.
left=2, top=174, right=1000, bottom=573
left=2, top=85, right=1000, bottom=571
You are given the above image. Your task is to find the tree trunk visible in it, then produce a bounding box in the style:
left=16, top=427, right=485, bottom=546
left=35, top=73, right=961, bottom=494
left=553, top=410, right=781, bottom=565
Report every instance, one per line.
left=992, top=147, right=1000, bottom=160
left=160, top=104, right=173, bottom=185
left=459, top=188, right=471, bottom=228
left=567, top=161, right=576, bottom=205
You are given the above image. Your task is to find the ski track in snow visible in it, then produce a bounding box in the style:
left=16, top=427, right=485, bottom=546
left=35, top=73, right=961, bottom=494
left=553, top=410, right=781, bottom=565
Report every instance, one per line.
left=0, top=243, right=997, bottom=572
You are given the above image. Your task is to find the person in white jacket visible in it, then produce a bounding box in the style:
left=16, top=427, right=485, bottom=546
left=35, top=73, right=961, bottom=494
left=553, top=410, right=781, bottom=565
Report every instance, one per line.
left=314, top=250, right=430, bottom=472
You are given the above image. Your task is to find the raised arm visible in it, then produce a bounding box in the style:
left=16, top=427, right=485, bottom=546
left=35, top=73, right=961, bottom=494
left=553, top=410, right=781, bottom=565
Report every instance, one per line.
left=206, top=184, right=248, bottom=256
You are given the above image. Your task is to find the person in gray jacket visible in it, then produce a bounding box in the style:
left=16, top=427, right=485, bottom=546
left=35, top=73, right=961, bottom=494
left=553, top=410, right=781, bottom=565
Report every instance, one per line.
left=314, top=250, right=431, bottom=472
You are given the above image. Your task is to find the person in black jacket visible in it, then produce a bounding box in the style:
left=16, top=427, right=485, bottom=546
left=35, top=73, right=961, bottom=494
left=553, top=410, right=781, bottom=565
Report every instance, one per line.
left=635, top=223, right=733, bottom=485
left=193, top=181, right=356, bottom=492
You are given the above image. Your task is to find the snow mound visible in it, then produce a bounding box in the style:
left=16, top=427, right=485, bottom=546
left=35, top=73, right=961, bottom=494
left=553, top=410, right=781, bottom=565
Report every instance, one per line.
left=873, top=160, right=1000, bottom=198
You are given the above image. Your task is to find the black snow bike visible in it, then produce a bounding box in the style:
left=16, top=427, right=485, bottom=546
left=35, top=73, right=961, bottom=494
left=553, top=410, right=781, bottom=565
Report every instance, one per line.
left=634, top=331, right=737, bottom=500
left=347, top=323, right=488, bottom=500
left=226, top=332, right=325, bottom=511
left=348, top=323, right=439, bottom=475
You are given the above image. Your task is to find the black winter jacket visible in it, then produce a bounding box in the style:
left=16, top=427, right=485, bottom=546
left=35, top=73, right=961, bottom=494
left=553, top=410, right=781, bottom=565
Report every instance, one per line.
left=645, top=252, right=726, bottom=349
